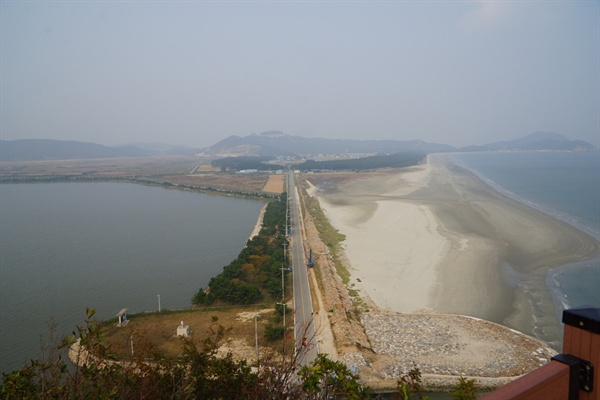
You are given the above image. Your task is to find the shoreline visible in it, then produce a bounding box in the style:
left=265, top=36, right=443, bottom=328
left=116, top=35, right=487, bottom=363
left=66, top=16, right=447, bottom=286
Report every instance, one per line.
left=447, top=152, right=600, bottom=242
left=248, top=204, right=268, bottom=242
left=310, top=154, right=599, bottom=348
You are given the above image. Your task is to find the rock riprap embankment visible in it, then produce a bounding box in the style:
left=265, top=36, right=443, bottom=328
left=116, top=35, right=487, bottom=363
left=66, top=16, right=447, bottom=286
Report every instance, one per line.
left=359, top=311, right=556, bottom=380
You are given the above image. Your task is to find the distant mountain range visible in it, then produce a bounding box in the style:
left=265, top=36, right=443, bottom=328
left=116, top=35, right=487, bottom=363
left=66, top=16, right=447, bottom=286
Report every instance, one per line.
left=0, top=139, right=201, bottom=162
left=0, top=132, right=593, bottom=162
left=199, top=131, right=594, bottom=157
left=197, top=131, right=455, bottom=157
left=459, top=131, right=594, bottom=152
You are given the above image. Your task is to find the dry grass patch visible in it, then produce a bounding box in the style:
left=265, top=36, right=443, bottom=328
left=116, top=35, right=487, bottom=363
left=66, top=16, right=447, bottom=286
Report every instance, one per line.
left=196, top=164, right=220, bottom=172
left=262, top=174, right=284, bottom=194
left=101, top=306, right=287, bottom=361
left=165, top=174, right=270, bottom=193
left=0, top=157, right=200, bottom=179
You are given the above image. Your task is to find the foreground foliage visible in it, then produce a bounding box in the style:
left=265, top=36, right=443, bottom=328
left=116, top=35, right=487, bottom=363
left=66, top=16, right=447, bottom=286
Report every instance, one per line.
left=396, top=367, right=428, bottom=400
left=452, top=376, right=478, bottom=400
left=299, top=354, right=371, bottom=400
left=0, top=309, right=369, bottom=399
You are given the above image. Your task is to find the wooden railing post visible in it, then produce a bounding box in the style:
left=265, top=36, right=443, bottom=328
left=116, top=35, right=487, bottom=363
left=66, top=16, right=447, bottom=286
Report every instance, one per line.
left=480, top=306, right=599, bottom=400
left=560, top=307, right=599, bottom=400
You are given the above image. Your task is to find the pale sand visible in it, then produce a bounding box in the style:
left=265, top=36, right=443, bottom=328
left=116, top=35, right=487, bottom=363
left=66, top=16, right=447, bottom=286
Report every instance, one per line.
left=310, top=154, right=599, bottom=345
left=315, top=165, right=448, bottom=312
left=248, top=204, right=268, bottom=241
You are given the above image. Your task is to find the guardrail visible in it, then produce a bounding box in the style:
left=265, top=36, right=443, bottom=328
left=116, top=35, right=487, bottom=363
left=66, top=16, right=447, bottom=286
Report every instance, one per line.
left=481, top=306, right=599, bottom=400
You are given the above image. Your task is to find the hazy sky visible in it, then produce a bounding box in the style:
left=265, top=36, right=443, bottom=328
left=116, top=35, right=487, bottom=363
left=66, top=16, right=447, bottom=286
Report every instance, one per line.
left=2, top=1, right=598, bottom=148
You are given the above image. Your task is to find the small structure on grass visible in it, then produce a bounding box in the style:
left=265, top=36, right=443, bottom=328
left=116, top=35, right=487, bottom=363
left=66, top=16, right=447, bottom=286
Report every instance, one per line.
left=177, top=321, right=190, bottom=337
left=116, top=308, right=128, bottom=327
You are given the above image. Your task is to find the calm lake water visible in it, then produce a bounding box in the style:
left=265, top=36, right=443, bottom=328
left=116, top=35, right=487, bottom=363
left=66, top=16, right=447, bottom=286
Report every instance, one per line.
left=0, top=182, right=265, bottom=374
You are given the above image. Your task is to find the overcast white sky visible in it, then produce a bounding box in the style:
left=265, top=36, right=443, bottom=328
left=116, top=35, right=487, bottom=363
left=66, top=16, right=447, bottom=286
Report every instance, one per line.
left=1, top=1, right=598, bottom=148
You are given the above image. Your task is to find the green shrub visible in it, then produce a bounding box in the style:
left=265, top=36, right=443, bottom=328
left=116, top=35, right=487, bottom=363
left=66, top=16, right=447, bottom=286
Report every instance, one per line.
left=453, top=376, right=478, bottom=400
left=265, top=325, right=285, bottom=341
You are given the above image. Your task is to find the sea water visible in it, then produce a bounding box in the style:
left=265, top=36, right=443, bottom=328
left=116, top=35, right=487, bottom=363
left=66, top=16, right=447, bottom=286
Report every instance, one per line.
left=450, top=151, right=600, bottom=345
left=0, top=182, right=265, bottom=375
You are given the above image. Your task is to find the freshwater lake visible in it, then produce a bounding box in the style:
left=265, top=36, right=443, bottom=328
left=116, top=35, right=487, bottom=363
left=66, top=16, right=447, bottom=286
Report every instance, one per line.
left=0, top=182, right=265, bottom=374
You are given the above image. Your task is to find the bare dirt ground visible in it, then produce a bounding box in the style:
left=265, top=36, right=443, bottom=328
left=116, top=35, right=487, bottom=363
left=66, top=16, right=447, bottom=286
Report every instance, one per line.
left=262, top=174, right=285, bottom=194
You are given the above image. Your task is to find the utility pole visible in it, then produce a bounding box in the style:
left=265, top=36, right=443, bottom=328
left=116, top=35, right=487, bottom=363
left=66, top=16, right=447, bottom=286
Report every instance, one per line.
left=255, top=310, right=259, bottom=368
left=279, top=262, right=286, bottom=327
left=276, top=302, right=286, bottom=327
left=276, top=301, right=287, bottom=354
left=158, top=294, right=161, bottom=312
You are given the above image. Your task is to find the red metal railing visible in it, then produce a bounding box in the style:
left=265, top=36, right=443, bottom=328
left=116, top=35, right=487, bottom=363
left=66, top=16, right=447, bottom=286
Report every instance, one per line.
left=481, top=307, right=599, bottom=400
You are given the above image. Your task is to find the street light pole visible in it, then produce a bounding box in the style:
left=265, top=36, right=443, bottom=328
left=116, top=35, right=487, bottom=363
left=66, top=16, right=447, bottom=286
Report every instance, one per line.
left=280, top=264, right=285, bottom=300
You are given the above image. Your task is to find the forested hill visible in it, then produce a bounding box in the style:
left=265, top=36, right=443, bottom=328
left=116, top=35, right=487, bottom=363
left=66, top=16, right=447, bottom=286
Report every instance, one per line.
left=295, top=152, right=426, bottom=171
left=200, top=131, right=453, bottom=157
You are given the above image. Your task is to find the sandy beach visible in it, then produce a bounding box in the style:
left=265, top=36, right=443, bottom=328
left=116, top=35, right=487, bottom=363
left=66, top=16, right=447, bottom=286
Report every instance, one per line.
left=308, top=154, right=599, bottom=346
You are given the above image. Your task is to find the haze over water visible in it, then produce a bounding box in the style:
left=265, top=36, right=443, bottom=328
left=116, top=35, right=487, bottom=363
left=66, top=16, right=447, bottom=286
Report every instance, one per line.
left=0, top=182, right=265, bottom=374
left=452, top=151, right=600, bottom=346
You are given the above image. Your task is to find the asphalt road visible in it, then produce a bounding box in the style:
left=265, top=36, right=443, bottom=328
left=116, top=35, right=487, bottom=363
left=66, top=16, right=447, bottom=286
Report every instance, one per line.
left=287, top=171, right=318, bottom=367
